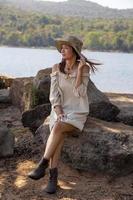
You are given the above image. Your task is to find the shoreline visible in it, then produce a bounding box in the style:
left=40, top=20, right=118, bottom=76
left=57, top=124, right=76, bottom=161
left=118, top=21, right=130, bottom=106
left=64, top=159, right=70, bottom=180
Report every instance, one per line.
left=0, top=45, right=133, bottom=54
left=105, top=92, right=133, bottom=96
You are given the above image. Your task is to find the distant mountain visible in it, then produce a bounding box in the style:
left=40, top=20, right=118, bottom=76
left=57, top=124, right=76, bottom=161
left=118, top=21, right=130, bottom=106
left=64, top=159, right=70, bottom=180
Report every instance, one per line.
left=1, top=0, right=133, bottom=19
left=0, top=0, right=133, bottom=52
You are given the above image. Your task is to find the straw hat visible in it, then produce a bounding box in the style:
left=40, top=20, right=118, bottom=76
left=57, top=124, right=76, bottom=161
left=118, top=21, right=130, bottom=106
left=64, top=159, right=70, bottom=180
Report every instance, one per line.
left=54, top=36, right=83, bottom=58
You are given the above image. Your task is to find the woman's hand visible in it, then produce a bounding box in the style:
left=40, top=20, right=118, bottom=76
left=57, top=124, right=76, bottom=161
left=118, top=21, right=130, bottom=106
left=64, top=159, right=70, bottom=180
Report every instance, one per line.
left=56, top=113, right=66, bottom=122
left=78, top=55, right=86, bottom=71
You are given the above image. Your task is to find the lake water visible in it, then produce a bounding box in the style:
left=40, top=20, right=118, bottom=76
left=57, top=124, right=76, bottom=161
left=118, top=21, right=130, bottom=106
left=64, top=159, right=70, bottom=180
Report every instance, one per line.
left=0, top=46, right=133, bottom=93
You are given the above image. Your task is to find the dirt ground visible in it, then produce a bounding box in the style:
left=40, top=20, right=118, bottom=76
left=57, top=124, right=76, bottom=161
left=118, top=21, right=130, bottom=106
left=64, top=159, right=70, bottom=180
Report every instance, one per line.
left=0, top=93, right=133, bottom=200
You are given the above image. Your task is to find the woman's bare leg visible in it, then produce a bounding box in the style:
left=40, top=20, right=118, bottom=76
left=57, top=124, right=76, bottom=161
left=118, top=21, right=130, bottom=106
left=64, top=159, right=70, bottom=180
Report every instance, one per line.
left=48, top=122, right=79, bottom=168
left=28, top=121, right=78, bottom=180
left=43, top=123, right=64, bottom=160
left=43, top=121, right=77, bottom=161
left=49, top=137, right=65, bottom=168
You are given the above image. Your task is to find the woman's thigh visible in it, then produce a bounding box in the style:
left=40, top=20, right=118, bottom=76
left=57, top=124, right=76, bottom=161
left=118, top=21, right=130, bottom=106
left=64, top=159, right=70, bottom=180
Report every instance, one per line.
left=52, top=121, right=79, bottom=134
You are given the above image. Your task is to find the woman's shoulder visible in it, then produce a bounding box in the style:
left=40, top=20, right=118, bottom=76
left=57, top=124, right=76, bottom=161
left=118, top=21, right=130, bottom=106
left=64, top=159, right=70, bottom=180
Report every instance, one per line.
left=50, top=63, right=60, bottom=77
left=52, top=63, right=60, bottom=73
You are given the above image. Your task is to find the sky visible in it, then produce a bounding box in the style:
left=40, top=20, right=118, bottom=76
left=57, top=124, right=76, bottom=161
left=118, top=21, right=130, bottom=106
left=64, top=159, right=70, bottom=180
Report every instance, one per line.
left=37, top=0, right=133, bottom=9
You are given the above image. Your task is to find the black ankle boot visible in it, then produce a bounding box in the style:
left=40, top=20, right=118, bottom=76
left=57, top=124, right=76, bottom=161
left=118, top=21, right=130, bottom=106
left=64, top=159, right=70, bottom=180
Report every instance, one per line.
left=28, top=157, right=49, bottom=180
left=44, top=168, right=58, bottom=194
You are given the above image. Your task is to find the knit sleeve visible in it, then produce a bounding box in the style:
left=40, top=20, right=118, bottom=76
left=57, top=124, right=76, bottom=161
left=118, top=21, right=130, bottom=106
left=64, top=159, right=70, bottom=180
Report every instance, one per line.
left=49, top=71, right=61, bottom=110
left=72, top=72, right=90, bottom=97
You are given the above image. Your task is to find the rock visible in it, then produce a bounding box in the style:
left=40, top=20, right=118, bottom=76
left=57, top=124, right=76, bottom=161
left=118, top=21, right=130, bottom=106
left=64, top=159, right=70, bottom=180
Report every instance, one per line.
left=0, top=89, right=11, bottom=104
left=9, top=68, right=51, bottom=112
left=33, top=68, right=51, bottom=87
left=0, top=75, right=14, bottom=89
left=117, top=104, right=133, bottom=126
left=21, top=103, right=51, bottom=132
left=34, top=116, right=50, bottom=145
left=87, top=81, right=120, bottom=121
left=89, top=101, right=120, bottom=121
left=117, top=114, right=133, bottom=126
left=87, top=79, right=120, bottom=121
left=87, top=79, right=109, bottom=103
left=9, top=77, right=34, bottom=112
left=32, top=68, right=51, bottom=106
left=106, top=93, right=133, bottom=126
left=35, top=116, right=133, bottom=176
left=0, top=127, right=15, bottom=157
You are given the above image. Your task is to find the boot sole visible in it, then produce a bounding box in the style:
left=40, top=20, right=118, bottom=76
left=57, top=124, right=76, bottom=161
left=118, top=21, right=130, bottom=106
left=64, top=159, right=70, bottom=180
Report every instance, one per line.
left=28, top=174, right=45, bottom=180
left=44, top=189, right=57, bottom=194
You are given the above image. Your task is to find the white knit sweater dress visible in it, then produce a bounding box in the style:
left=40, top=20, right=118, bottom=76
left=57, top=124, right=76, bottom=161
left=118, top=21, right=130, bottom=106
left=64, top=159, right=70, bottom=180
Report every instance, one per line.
left=49, top=64, right=90, bottom=132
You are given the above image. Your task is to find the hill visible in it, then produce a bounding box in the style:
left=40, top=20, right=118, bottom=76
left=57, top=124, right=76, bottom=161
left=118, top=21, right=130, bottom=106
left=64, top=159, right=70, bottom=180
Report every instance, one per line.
left=0, top=0, right=133, bottom=52
left=1, top=0, right=133, bottom=19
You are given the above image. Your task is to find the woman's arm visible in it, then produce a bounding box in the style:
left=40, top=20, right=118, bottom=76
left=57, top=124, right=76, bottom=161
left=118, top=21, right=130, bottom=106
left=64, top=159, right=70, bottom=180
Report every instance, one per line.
left=75, top=57, right=90, bottom=88
left=72, top=62, right=90, bottom=97
left=50, top=64, right=64, bottom=116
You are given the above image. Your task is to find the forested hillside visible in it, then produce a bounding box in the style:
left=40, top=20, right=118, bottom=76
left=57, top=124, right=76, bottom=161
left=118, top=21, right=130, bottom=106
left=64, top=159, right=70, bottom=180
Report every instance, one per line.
left=1, top=0, right=133, bottom=19
left=0, top=1, right=133, bottom=52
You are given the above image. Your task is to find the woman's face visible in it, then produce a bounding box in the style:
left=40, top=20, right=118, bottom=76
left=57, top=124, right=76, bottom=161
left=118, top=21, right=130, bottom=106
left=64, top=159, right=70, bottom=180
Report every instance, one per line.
left=60, top=44, right=75, bottom=60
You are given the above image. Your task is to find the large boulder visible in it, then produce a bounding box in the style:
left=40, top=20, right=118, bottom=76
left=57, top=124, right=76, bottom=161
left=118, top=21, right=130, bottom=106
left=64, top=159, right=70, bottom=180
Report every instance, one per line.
left=9, top=68, right=51, bottom=112
left=33, top=68, right=51, bottom=87
left=35, top=116, right=133, bottom=176
left=9, top=77, right=34, bottom=112
left=87, top=80, right=120, bottom=121
left=32, top=68, right=51, bottom=106
left=89, top=101, right=120, bottom=121
left=0, top=127, right=15, bottom=158
left=21, top=103, right=51, bottom=132
left=87, top=79, right=109, bottom=103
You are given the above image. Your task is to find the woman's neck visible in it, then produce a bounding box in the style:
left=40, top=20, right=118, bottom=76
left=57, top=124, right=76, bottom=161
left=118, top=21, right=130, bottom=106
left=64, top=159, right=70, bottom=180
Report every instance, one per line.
left=65, top=56, right=76, bottom=70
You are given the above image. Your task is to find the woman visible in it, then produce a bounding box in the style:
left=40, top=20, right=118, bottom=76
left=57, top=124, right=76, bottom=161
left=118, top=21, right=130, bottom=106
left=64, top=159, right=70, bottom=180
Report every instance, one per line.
left=28, top=36, right=100, bottom=194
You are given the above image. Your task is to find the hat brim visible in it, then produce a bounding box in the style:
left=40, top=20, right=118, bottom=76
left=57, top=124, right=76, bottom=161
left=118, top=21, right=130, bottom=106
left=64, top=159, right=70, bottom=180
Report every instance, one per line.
left=55, top=40, right=82, bottom=58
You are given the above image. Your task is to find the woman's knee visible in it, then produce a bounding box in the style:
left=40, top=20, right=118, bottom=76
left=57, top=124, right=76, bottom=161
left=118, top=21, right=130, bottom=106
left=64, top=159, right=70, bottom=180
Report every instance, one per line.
left=52, top=121, right=64, bottom=134
left=52, top=121, right=75, bottom=134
